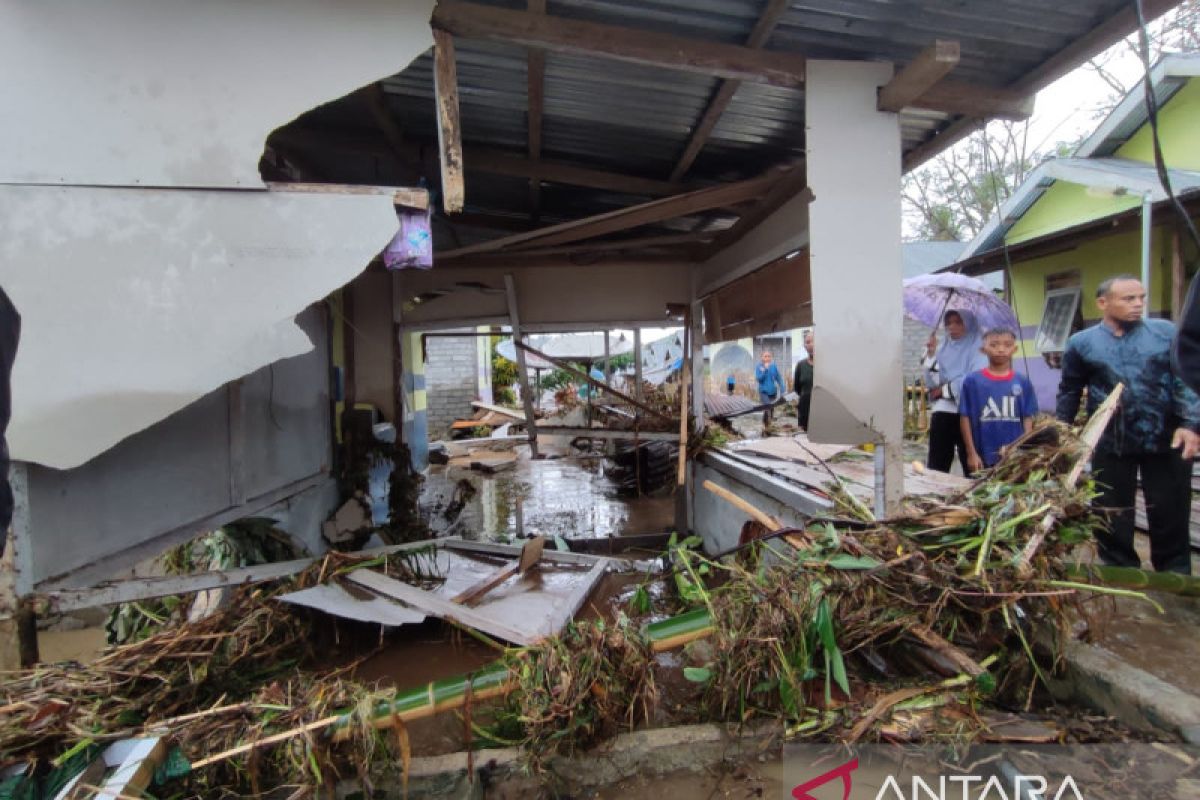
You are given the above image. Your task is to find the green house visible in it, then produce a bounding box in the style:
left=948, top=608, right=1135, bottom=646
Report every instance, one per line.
left=950, top=54, right=1200, bottom=411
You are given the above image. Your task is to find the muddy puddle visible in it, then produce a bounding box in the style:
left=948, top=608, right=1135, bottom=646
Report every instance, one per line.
left=421, top=453, right=675, bottom=541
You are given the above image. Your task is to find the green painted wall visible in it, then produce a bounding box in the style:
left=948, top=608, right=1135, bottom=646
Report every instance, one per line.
left=1007, top=76, right=1200, bottom=245
left=1117, top=77, right=1200, bottom=169
left=1010, top=224, right=1170, bottom=353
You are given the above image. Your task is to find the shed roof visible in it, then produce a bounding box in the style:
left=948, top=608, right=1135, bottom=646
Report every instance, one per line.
left=268, top=0, right=1180, bottom=257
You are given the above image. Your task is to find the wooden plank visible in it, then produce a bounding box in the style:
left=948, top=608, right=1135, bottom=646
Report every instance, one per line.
left=471, top=400, right=526, bottom=420
left=265, top=181, right=428, bottom=210
left=439, top=172, right=776, bottom=259
left=96, top=737, right=167, bottom=800
left=913, top=79, right=1033, bottom=120
left=346, top=569, right=537, bottom=645
left=488, top=232, right=714, bottom=259
left=432, top=0, right=807, bottom=88
left=668, top=0, right=791, bottom=182
left=504, top=274, right=540, bottom=458
left=877, top=40, right=960, bottom=113
left=633, top=327, right=643, bottom=402
left=433, top=30, right=465, bottom=213
left=553, top=557, right=608, bottom=632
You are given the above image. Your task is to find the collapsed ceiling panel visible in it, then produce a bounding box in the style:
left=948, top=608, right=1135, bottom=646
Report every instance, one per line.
left=0, top=186, right=400, bottom=469
left=0, top=0, right=434, bottom=187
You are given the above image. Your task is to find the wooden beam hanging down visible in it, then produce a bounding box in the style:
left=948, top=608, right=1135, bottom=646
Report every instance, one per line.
left=877, top=40, right=960, bottom=113
left=432, top=0, right=807, bottom=88
left=504, top=274, right=540, bottom=459
left=437, top=171, right=776, bottom=259
left=669, top=0, right=791, bottom=183
left=433, top=30, right=465, bottom=213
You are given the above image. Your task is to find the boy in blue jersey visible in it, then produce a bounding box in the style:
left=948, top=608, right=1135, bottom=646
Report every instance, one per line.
left=958, top=329, right=1038, bottom=474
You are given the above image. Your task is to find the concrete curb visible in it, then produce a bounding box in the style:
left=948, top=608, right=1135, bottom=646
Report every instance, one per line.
left=337, top=722, right=781, bottom=798
left=1051, top=639, right=1200, bottom=741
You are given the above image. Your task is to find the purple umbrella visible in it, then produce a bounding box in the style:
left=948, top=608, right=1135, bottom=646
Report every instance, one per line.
left=902, top=272, right=1020, bottom=333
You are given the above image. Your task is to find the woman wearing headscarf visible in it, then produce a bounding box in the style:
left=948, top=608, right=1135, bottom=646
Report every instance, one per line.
left=922, top=309, right=986, bottom=473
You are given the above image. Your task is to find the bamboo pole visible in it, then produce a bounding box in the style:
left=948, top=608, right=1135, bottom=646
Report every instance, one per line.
left=701, top=479, right=782, bottom=530
left=1016, top=383, right=1124, bottom=577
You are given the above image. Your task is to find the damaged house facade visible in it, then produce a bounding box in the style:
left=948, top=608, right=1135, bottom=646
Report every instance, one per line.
left=0, top=0, right=1180, bottom=666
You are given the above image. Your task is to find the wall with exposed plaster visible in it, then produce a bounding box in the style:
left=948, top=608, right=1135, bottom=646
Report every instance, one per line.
left=0, top=0, right=435, bottom=187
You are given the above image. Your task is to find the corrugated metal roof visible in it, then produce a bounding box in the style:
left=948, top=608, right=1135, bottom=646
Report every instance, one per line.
left=273, top=0, right=1146, bottom=241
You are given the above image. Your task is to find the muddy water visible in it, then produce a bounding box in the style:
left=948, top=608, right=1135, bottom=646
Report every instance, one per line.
left=421, top=454, right=675, bottom=541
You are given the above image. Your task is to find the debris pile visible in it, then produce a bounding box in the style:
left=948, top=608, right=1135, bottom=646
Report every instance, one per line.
left=0, top=422, right=1179, bottom=794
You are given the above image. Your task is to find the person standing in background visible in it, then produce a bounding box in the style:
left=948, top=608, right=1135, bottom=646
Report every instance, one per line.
left=755, top=350, right=784, bottom=427
left=922, top=309, right=986, bottom=473
left=794, top=329, right=814, bottom=431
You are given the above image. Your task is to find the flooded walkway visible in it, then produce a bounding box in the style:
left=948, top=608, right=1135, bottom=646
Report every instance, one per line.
left=420, top=448, right=676, bottom=541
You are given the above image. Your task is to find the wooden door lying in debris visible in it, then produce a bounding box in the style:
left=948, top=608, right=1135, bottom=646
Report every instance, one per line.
left=277, top=539, right=609, bottom=646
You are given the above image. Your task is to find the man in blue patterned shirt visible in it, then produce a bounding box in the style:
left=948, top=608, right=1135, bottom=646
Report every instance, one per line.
left=1056, top=275, right=1200, bottom=574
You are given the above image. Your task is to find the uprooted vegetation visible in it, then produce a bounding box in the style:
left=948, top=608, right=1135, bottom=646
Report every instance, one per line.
left=0, top=423, right=1185, bottom=795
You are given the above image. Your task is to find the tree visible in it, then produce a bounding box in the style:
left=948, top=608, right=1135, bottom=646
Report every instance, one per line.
left=902, top=1, right=1199, bottom=243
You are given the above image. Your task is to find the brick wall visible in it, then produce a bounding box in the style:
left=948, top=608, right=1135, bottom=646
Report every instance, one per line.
left=425, top=330, right=480, bottom=440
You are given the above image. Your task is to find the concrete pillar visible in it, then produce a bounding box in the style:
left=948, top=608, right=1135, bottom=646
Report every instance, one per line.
left=805, top=60, right=904, bottom=512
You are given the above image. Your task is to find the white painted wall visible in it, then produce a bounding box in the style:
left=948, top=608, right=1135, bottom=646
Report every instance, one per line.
left=0, top=0, right=435, bottom=187
left=696, top=192, right=810, bottom=297
left=0, top=186, right=398, bottom=468
left=805, top=61, right=904, bottom=503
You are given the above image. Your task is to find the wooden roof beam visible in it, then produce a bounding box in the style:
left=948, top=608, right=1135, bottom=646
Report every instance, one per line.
left=668, top=0, right=791, bottom=183
left=437, top=170, right=777, bottom=259
left=431, top=0, right=807, bottom=88
left=877, top=40, right=960, bottom=113
left=526, top=0, right=546, bottom=221
left=903, top=0, right=1180, bottom=172
left=433, top=30, right=464, bottom=213
left=697, top=164, right=810, bottom=258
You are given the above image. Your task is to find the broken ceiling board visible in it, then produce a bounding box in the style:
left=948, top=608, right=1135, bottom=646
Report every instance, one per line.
left=0, top=0, right=435, bottom=187
left=276, top=582, right=427, bottom=626
left=327, top=545, right=608, bottom=645
left=727, top=436, right=854, bottom=465
left=701, top=250, right=812, bottom=344
left=0, top=185, right=399, bottom=468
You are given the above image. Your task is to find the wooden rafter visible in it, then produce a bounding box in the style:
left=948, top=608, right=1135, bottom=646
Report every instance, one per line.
left=527, top=0, right=546, bottom=220
left=877, top=41, right=960, bottom=113
left=697, top=165, right=810, bottom=257
left=432, top=0, right=807, bottom=88
left=669, top=0, right=790, bottom=183
left=268, top=128, right=688, bottom=197
left=433, top=29, right=464, bottom=213
left=916, top=80, right=1032, bottom=120
left=903, top=0, right=1179, bottom=172
left=440, top=231, right=715, bottom=262
left=436, top=171, right=776, bottom=259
